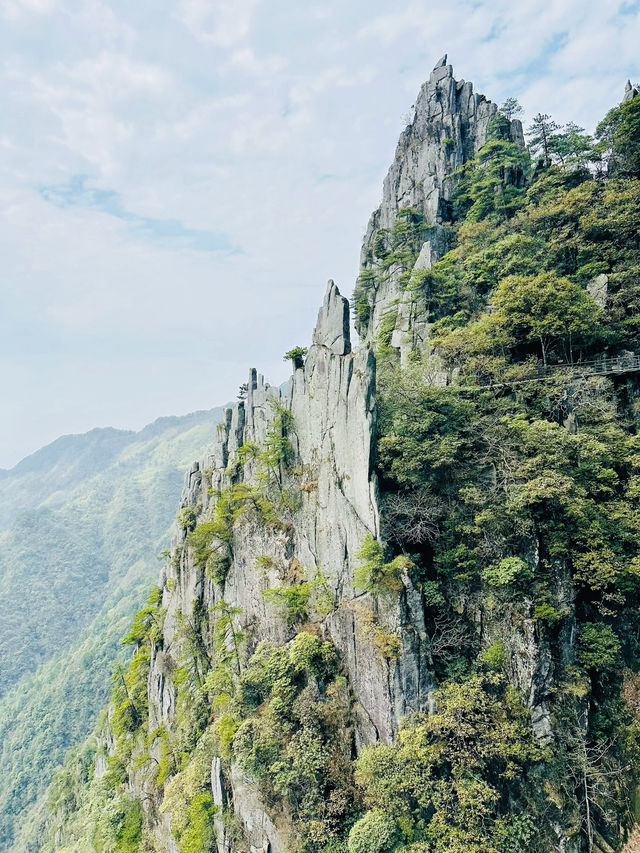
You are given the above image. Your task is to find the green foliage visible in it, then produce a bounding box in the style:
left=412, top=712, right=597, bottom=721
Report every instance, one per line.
left=259, top=400, right=295, bottom=477
left=354, top=675, right=545, bottom=853
left=347, top=809, right=400, bottom=853
left=371, top=91, right=640, bottom=849
left=177, top=506, right=198, bottom=531
left=452, top=124, right=530, bottom=222
left=577, top=622, right=621, bottom=674
left=354, top=605, right=403, bottom=661
left=479, top=640, right=507, bottom=670
left=376, top=361, right=475, bottom=491
left=353, top=534, right=413, bottom=594
left=263, top=582, right=312, bottom=623
left=596, top=93, right=640, bottom=177
left=112, top=797, right=143, bottom=853
left=176, top=793, right=217, bottom=853
left=160, top=727, right=218, bottom=850
left=0, top=410, right=221, bottom=850
left=121, top=587, right=165, bottom=646
left=375, top=308, right=399, bottom=354
left=187, top=482, right=281, bottom=585
left=110, top=653, right=150, bottom=739
left=500, top=97, right=523, bottom=121
left=263, top=571, right=335, bottom=624
left=284, top=346, right=309, bottom=365
left=353, top=208, right=426, bottom=332
left=492, top=271, right=601, bottom=364
left=229, top=634, right=354, bottom=848
left=527, top=112, right=561, bottom=166
left=525, top=112, right=595, bottom=171
left=153, top=727, right=175, bottom=787
left=483, top=557, right=532, bottom=588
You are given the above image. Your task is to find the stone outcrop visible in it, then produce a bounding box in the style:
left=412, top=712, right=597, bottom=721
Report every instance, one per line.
left=357, top=55, right=524, bottom=358
left=146, top=280, right=434, bottom=851
left=588, top=273, right=609, bottom=308
left=312, top=280, right=351, bottom=355
left=624, top=79, right=639, bottom=101
left=110, top=57, right=570, bottom=853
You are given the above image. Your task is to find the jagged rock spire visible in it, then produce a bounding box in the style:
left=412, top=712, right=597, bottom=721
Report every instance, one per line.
left=357, top=57, right=524, bottom=348
left=624, top=79, right=640, bottom=101
left=312, top=280, right=351, bottom=355
left=363, top=56, right=523, bottom=242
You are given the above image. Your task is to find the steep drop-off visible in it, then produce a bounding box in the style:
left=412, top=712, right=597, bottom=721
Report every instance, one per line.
left=37, top=58, right=640, bottom=853
left=0, top=410, right=223, bottom=852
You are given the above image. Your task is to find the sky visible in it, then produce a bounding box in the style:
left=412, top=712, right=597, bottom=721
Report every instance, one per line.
left=1, top=0, right=639, bottom=468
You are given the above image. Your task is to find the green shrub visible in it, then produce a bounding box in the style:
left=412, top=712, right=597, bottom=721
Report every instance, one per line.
left=577, top=622, right=621, bottom=674
left=283, top=346, right=308, bottom=366
left=177, top=792, right=217, bottom=853
left=478, top=640, right=506, bottom=670
left=348, top=809, right=400, bottom=853
left=533, top=602, right=564, bottom=624
left=483, top=557, right=532, bottom=587
left=263, top=582, right=311, bottom=624
left=152, top=727, right=175, bottom=787
left=354, top=675, right=545, bottom=852
left=214, top=713, right=239, bottom=760
left=288, top=631, right=337, bottom=679
left=353, top=534, right=412, bottom=594
left=228, top=633, right=351, bottom=843
left=177, top=507, right=198, bottom=531
left=205, top=550, right=231, bottom=585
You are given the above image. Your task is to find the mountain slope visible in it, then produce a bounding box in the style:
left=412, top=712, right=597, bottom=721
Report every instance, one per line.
left=30, top=60, right=640, bottom=853
left=0, top=409, right=223, bottom=851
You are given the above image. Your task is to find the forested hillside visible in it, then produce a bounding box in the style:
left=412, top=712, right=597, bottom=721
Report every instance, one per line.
left=29, top=63, right=640, bottom=853
left=0, top=410, right=223, bottom=851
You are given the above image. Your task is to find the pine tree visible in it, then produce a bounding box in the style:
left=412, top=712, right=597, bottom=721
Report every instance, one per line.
left=500, top=97, right=523, bottom=121
left=527, top=112, right=561, bottom=167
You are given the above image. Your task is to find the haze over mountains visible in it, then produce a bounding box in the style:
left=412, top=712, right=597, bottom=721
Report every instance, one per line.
left=0, top=408, right=223, bottom=850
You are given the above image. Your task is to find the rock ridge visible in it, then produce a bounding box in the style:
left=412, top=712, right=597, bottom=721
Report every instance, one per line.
left=358, top=55, right=524, bottom=355
left=149, top=281, right=434, bottom=852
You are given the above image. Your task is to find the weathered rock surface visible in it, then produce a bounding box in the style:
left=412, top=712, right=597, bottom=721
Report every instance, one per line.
left=147, top=281, right=434, bottom=851
left=312, top=280, right=351, bottom=355
left=358, top=55, right=524, bottom=358
left=118, top=57, right=567, bottom=853
left=588, top=273, right=609, bottom=308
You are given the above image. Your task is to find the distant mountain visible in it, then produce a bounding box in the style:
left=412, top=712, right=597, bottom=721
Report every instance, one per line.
left=0, top=408, right=224, bottom=851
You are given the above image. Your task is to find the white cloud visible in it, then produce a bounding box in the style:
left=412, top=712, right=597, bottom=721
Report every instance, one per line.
left=5, top=52, right=174, bottom=173
left=1, top=0, right=639, bottom=466
left=1, top=0, right=56, bottom=20
left=229, top=47, right=287, bottom=76
left=176, top=0, right=262, bottom=46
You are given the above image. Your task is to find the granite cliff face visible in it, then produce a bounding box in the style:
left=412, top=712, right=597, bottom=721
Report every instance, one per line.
left=142, top=281, right=434, bottom=852
left=358, top=55, right=524, bottom=361
left=107, top=59, right=534, bottom=853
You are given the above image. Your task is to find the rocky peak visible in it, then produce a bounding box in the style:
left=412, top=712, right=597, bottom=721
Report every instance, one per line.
left=357, top=56, right=524, bottom=352
left=363, top=55, right=523, bottom=241
left=312, top=279, right=351, bottom=355
left=624, top=79, right=640, bottom=101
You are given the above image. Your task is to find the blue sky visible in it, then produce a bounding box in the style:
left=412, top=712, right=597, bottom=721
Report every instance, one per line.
left=1, top=0, right=639, bottom=467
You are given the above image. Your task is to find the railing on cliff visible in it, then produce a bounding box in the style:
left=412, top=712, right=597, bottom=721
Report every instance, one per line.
left=473, top=353, right=640, bottom=390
